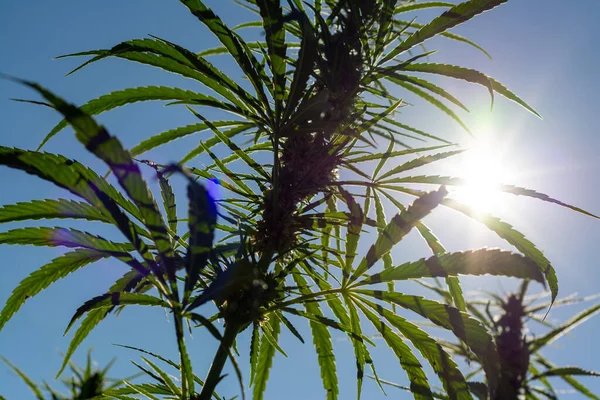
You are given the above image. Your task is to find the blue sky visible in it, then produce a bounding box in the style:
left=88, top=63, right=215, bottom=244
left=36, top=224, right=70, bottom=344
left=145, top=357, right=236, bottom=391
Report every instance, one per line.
left=1, top=1, right=600, bottom=398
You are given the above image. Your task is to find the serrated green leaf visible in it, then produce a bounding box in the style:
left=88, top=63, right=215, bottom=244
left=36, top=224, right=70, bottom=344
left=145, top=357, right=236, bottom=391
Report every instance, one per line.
left=292, top=272, right=338, bottom=399
left=354, top=299, right=435, bottom=400
left=394, top=1, right=454, bottom=14
left=373, top=0, right=397, bottom=62
left=63, top=39, right=255, bottom=114
left=377, top=150, right=465, bottom=181
left=186, top=108, right=269, bottom=181
left=0, top=226, right=131, bottom=252
left=280, top=307, right=359, bottom=339
left=101, top=383, right=174, bottom=398
left=366, top=376, right=449, bottom=399
left=0, top=356, right=44, bottom=400
left=0, top=249, right=107, bottom=332
left=343, top=294, right=367, bottom=399
left=531, top=367, right=600, bottom=381
left=277, top=311, right=305, bottom=344
left=0, top=199, right=109, bottom=224
left=178, top=123, right=254, bottom=165
left=58, top=308, right=109, bottom=378
left=155, top=170, right=177, bottom=233
left=123, top=381, right=161, bottom=400
left=394, top=20, right=492, bottom=59
left=348, top=144, right=452, bottom=164
left=39, top=86, right=243, bottom=149
left=56, top=271, right=158, bottom=378
left=536, top=357, right=599, bottom=400
left=18, top=82, right=176, bottom=276
left=183, top=177, right=217, bottom=303
left=66, top=292, right=168, bottom=334
left=249, top=323, right=260, bottom=386
left=358, top=296, right=471, bottom=399
left=356, top=99, right=403, bottom=135
left=372, top=192, right=395, bottom=301
left=530, top=303, right=600, bottom=353
left=383, top=0, right=508, bottom=64
left=356, top=290, right=500, bottom=395
left=372, top=115, right=453, bottom=144
left=442, top=198, right=559, bottom=304
left=140, top=356, right=182, bottom=396
left=358, top=249, right=544, bottom=285
left=339, top=187, right=363, bottom=285
left=0, top=146, right=142, bottom=222
left=349, top=187, right=448, bottom=283
left=129, top=121, right=244, bottom=157
left=387, top=79, right=471, bottom=133
left=284, top=10, right=317, bottom=122
left=390, top=174, right=598, bottom=219
left=198, top=141, right=255, bottom=196
left=252, top=315, right=280, bottom=400
left=180, top=0, right=271, bottom=114
left=256, top=0, right=286, bottom=118
left=116, top=343, right=214, bottom=393
left=389, top=73, right=469, bottom=111
left=404, top=63, right=542, bottom=117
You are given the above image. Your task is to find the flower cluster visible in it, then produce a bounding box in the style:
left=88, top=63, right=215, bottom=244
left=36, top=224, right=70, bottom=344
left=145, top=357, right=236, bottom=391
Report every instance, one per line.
left=254, top=3, right=379, bottom=255
left=495, top=294, right=530, bottom=398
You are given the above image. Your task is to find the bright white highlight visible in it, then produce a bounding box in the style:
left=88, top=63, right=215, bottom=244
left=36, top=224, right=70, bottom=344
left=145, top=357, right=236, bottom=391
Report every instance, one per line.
left=450, top=132, right=514, bottom=214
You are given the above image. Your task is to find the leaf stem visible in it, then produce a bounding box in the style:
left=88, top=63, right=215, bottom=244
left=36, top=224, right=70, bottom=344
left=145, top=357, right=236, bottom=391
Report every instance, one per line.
left=198, top=323, right=239, bottom=400
left=272, top=287, right=345, bottom=309
left=174, top=308, right=194, bottom=399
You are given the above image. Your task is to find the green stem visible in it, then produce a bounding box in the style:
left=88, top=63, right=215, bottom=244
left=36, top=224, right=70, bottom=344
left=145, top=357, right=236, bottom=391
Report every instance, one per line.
left=271, top=133, right=281, bottom=224
left=174, top=310, right=194, bottom=399
left=272, top=287, right=345, bottom=309
left=198, top=323, right=239, bottom=400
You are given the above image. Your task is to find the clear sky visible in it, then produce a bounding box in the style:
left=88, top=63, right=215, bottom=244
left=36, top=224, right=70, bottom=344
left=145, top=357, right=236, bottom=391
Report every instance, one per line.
left=1, top=1, right=600, bottom=399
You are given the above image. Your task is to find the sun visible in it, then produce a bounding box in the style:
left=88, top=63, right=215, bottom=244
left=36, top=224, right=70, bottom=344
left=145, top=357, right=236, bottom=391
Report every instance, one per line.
left=449, top=132, right=515, bottom=214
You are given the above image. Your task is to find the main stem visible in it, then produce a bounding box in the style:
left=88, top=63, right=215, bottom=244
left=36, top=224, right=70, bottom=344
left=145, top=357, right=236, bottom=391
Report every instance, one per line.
left=198, top=323, right=239, bottom=400
left=174, top=310, right=191, bottom=399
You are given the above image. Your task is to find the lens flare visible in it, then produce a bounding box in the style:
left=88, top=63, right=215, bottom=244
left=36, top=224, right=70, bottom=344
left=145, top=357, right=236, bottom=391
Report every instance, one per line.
left=450, top=132, right=514, bottom=214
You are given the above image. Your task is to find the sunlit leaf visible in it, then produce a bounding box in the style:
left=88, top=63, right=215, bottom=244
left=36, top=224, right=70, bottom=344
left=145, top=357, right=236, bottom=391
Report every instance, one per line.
left=357, top=249, right=544, bottom=285
left=355, top=299, right=436, bottom=399
left=357, top=296, right=471, bottom=399
left=339, top=187, right=363, bottom=286
left=356, top=290, right=500, bottom=394
left=349, top=187, right=448, bottom=283
left=292, top=271, right=338, bottom=399
left=383, top=0, right=508, bottom=64
left=403, top=63, right=541, bottom=117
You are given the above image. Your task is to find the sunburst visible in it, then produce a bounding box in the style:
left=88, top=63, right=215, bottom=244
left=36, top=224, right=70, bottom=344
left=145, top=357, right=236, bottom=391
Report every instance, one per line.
left=450, top=132, right=514, bottom=214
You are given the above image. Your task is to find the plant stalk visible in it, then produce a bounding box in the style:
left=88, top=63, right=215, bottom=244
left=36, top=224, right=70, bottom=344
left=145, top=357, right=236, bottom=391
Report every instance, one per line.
left=198, top=323, right=239, bottom=400
left=174, top=309, right=193, bottom=399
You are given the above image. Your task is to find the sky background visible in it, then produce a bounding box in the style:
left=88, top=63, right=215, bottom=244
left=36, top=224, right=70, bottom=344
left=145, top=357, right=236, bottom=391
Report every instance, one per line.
left=1, top=0, right=600, bottom=398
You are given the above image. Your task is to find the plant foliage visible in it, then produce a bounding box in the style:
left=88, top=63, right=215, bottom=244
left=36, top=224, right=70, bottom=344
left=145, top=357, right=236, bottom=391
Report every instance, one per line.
left=1, top=1, right=598, bottom=399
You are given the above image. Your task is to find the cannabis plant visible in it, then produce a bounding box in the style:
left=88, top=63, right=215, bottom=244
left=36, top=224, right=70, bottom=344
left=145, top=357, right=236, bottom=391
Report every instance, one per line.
left=1, top=350, right=130, bottom=400
left=413, top=282, right=600, bottom=399
left=0, top=0, right=597, bottom=399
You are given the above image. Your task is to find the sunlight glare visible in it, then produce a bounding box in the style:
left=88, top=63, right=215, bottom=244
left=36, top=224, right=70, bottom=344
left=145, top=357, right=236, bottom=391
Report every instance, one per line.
left=450, top=131, right=515, bottom=214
